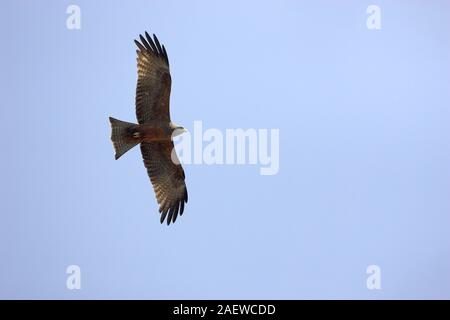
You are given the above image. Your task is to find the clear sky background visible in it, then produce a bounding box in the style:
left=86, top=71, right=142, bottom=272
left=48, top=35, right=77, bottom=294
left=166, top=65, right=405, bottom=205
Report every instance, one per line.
left=1, top=0, right=449, bottom=299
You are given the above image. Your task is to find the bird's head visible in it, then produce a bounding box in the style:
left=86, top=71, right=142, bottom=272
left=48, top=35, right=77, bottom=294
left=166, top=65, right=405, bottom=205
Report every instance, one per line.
left=170, top=122, right=187, bottom=137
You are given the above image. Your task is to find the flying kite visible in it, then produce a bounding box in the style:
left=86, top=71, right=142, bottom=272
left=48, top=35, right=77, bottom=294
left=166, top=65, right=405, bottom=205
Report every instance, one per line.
left=109, top=31, right=188, bottom=225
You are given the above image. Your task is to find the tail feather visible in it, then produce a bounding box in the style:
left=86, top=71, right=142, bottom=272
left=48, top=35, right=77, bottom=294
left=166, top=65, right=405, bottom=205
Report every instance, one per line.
left=109, top=117, right=140, bottom=160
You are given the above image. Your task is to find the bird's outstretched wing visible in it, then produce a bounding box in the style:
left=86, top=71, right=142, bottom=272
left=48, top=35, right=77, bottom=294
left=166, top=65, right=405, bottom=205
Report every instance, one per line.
left=134, top=32, right=171, bottom=123
left=141, top=141, right=188, bottom=225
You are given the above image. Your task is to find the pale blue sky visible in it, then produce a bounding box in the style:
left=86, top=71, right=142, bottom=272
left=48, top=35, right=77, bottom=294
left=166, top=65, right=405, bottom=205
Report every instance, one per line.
left=1, top=0, right=449, bottom=299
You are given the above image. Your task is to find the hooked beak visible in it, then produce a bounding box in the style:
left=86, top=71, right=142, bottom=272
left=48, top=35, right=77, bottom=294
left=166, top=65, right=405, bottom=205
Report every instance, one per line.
left=173, top=127, right=188, bottom=138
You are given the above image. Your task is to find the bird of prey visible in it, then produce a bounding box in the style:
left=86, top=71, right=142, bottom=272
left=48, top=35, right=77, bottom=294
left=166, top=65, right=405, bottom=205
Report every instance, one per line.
left=109, top=31, right=188, bottom=225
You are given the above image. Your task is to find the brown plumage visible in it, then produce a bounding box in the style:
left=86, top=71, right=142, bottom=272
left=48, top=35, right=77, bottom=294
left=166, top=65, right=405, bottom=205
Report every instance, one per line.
left=109, top=31, right=188, bottom=225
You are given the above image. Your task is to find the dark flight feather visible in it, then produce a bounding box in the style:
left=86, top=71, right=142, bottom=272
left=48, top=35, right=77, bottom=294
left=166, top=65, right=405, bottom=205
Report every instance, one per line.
left=141, top=141, right=188, bottom=225
left=153, top=34, right=163, bottom=55
left=145, top=31, right=158, bottom=53
left=134, top=31, right=171, bottom=123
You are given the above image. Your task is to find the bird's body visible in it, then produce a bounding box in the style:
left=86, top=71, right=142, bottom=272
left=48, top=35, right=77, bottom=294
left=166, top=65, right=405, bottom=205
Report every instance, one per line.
left=109, top=31, right=188, bottom=225
left=134, top=122, right=174, bottom=141
left=135, top=124, right=168, bottom=141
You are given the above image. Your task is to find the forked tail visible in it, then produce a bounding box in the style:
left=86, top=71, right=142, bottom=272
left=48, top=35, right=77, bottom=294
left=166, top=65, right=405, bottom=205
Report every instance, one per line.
left=109, top=117, right=140, bottom=160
